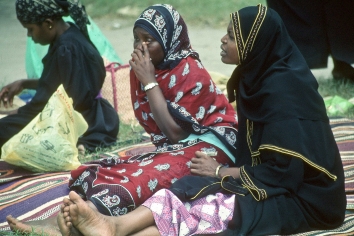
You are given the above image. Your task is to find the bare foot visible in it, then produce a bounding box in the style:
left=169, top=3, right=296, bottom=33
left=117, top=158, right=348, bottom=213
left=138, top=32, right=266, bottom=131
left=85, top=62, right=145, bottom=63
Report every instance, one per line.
left=77, top=144, right=86, bottom=157
left=57, top=205, right=83, bottom=236
left=60, top=191, right=123, bottom=236
left=57, top=209, right=72, bottom=236
left=6, top=215, right=61, bottom=236
left=58, top=194, right=101, bottom=236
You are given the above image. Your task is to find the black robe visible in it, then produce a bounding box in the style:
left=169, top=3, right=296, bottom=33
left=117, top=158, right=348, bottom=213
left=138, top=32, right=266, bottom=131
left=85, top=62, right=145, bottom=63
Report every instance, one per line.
left=266, top=0, right=354, bottom=69
left=0, top=23, right=119, bottom=152
left=226, top=5, right=346, bottom=235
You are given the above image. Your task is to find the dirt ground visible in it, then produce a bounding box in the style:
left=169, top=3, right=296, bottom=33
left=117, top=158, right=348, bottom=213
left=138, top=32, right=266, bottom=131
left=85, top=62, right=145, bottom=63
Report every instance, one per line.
left=0, top=1, right=333, bottom=87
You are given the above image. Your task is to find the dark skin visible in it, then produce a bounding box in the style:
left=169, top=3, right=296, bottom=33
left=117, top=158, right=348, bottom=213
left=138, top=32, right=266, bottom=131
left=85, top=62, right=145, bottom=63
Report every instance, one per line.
left=0, top=18, right=70, bottom=112
left=191, top=151, right=240, bottom=179
left=129, top=27, right=189, bottom=144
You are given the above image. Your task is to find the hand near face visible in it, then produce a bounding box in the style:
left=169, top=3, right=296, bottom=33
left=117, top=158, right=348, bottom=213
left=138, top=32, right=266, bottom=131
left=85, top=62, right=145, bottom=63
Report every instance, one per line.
left=129, top=42, right=156, bottom=86
left=190, top=151, right=221, bottom=177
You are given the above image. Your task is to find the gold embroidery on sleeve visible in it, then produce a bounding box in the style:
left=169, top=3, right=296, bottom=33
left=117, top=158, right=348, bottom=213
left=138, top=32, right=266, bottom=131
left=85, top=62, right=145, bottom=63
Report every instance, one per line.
left=247, top=120, right=261, bottom=166
left=259, top=144, right=337, bottom=181
left=240, top=166, right=267, bottom=201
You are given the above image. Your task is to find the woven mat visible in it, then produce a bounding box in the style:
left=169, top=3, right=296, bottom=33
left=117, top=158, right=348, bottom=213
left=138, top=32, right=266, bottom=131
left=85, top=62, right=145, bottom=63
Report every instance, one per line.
left=0, top=172, right=70, bottom=231
left=0, top=161, right=42, bottom=184
left=330, top=118, right=354, bottom=210
left=290, top=211, right=354, bottom=236
left=0, top=117, right=354, bottom=234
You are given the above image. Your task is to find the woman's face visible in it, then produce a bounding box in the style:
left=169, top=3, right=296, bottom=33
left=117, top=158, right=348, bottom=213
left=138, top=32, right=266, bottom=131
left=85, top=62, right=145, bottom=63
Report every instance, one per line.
left=133, top=27, right=165, bottom=67
left=21, top=21, right=52, bottom=45
left=220, top=22, right=240, bottom=65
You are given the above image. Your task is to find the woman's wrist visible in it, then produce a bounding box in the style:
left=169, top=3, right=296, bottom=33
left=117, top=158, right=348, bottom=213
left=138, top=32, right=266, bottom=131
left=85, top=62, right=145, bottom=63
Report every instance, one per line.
left=215, top=164, right=223, bottom=178
left=144, top=82, right=159, bottom=91
left=218, top=167, right=240, bottom=179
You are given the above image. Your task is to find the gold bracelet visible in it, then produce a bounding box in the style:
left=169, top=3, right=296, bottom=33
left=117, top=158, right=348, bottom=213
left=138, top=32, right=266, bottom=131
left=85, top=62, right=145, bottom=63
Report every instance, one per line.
left=144, top=82, right=159, bottom=91
left=215, top=164, right=223, bottom=178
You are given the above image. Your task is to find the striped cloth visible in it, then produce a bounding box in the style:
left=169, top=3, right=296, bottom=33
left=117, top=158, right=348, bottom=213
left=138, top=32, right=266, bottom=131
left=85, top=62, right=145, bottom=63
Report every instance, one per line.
left=330, top=118, right=354, bottom=210
left=289, top=212, right=354, bottom=236
left=0, top=172, right=70, bottom=231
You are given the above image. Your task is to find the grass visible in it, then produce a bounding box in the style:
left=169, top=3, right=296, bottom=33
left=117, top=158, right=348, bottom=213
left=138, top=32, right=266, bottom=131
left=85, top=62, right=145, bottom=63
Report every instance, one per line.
left=79, top=121, right=146, bottom=162
left=317, top=78, right=354, bottom=118
left=3, top=231, right=48, bottom=236
left=318, top=78, right=354, bottom=100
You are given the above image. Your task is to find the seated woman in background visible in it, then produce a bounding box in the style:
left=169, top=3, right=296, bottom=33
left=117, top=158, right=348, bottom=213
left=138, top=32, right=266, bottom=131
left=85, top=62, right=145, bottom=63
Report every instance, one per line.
left=6, top=4, right=238, bottom=235
left=0, top=0, right=119, bottom=153
left=56, top=4, right=346, bottom=236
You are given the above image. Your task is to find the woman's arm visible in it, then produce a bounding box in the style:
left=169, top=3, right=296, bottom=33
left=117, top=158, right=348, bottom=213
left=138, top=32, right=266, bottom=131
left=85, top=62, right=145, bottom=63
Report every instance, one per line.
left=129, top=43, right=189, bottom=143
left=145, top=85, right=189, bottom=143
left=21, top=79, right=39, bottom=89
left=0, top=79, right=38, bottom=108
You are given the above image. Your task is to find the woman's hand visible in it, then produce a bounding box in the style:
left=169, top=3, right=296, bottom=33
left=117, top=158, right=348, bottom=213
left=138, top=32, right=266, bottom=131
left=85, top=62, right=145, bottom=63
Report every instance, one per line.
left=129, top=42, right=189, bottom=143
left=129, top=42, right=156, bottom=86
left=191, top=151, right=240, bottom=179
left=190, top=151, right=221, bottom=177
left=0, top=80, right=25, bottom=108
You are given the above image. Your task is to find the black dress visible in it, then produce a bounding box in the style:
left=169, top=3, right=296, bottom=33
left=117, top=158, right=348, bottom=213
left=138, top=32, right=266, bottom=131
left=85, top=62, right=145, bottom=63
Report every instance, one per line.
left=0, top=23, right=119, bottom=151
left=266, top=0, right=354, bottom=69
left=226, top=5, right=346, bottom=235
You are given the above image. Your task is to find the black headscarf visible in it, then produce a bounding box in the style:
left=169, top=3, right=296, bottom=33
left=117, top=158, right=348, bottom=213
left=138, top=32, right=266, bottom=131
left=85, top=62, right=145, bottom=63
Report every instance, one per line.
left=15, top=0, right=90, bottom=38
left=227, top=4, right=328, bottom=124
left=133, top=4, right=199, bottom=70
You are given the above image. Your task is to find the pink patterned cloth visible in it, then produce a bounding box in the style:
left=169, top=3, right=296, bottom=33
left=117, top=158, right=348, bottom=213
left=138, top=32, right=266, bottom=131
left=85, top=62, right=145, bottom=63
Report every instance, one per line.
left=142, top=189, right=235, bottom=236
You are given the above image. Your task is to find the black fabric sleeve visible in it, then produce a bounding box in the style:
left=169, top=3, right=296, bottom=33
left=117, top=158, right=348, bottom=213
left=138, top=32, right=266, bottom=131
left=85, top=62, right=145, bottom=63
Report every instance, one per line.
left=240, top=150, right=305, bottom=201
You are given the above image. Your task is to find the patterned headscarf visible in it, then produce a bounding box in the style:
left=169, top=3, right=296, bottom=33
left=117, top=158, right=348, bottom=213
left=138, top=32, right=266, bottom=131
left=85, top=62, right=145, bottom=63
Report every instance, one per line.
left=16, top=0, right=89, bottom=37
left=134, top=4, right=199, bottom=70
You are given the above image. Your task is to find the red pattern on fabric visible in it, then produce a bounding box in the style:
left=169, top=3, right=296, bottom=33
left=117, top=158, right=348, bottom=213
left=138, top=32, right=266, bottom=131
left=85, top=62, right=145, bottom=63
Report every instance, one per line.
left=69, top=142, right=234, bottom=215
left=130, top=56, right=238, bottom=145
